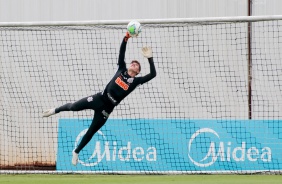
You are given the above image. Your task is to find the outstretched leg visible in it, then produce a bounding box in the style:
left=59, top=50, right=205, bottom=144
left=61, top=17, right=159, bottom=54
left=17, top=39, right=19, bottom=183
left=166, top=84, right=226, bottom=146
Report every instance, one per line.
left=56, top=96, right=94, bottom=113
left=42, top=95, right=98, bottom=117
left=72, top=109, right=111, bottom=165
left=74, top=111, right=108, bottom=154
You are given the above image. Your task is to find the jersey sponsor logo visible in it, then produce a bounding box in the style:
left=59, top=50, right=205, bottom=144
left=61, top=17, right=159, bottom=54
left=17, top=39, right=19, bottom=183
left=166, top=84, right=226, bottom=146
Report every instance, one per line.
left=115, top=76, right=129, bottom=90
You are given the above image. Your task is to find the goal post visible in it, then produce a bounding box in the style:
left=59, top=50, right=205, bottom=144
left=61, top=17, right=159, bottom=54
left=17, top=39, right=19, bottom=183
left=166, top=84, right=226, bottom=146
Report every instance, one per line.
left=0, top=15, right=282, bottom=174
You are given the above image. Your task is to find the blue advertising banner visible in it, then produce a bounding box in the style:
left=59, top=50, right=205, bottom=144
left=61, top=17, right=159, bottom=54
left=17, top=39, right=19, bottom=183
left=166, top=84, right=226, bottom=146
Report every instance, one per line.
left=57, top=119, right=282, bottom=172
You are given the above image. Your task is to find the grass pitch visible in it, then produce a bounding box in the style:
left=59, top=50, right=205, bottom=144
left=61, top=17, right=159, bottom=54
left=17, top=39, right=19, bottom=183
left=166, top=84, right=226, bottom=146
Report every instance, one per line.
left=0, top=174, right=282, bottom=184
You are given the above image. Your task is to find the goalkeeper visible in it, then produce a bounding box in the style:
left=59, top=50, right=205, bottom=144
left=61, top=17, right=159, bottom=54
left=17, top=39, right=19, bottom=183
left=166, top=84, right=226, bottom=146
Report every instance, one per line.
left=42, top=32, right=156, bottom=166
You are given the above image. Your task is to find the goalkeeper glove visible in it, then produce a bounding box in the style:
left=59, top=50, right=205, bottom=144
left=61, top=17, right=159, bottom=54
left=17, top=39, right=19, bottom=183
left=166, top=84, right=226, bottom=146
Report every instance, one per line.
left=125, top=32, right=131, bottom=42
left=142, top=47, right=153, bottom=58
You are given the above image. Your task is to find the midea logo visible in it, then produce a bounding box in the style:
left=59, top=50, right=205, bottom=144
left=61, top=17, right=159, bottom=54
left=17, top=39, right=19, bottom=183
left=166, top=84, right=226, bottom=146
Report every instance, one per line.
left=188, top=128, right=272, bottom=167
left=75, top=129, right=157, bottom=166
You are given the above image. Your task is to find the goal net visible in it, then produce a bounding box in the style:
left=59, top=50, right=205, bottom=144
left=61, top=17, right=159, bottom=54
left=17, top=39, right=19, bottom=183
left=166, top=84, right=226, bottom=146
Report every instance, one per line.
left=0, top=16, right=282, bottom=174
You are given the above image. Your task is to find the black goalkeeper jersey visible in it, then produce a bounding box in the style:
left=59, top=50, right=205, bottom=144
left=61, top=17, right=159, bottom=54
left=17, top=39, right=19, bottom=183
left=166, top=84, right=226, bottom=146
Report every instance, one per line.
left=101, top=37, right=156, bottom=106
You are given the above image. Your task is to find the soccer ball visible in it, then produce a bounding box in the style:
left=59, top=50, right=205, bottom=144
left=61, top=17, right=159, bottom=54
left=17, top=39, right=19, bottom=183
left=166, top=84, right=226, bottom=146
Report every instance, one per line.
left=127, top=20, right=142, bottom=37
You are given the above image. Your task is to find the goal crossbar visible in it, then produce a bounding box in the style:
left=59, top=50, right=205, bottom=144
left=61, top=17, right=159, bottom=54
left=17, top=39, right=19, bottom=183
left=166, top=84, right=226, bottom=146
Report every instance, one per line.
left=0, top=15, right=282, bottom=27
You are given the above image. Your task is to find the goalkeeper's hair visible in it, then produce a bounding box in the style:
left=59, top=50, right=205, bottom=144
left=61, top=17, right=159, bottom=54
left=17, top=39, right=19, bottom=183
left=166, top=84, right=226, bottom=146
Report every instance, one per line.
left=131, top=60, right=141, bottom=72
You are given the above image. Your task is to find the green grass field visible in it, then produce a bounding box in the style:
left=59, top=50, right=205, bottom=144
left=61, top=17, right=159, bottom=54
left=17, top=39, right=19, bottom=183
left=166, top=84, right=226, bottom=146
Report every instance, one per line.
left=0, top=174, right=281, bottom=184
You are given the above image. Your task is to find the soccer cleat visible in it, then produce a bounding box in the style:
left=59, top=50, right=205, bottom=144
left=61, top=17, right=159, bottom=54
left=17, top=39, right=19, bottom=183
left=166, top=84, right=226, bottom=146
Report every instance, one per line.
left=42, top=108, right=56, bottom=117
left=72, top=150, right=79, bottom=166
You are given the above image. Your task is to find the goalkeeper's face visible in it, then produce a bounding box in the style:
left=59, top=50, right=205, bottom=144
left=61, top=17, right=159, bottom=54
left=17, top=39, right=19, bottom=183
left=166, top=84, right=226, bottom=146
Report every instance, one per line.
left=129, top=60, right=141, bottom=76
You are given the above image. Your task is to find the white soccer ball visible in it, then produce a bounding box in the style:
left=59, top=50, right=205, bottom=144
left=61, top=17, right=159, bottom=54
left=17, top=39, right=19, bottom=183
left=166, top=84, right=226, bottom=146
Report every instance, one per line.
left=127, top=20, right=142, bottom=37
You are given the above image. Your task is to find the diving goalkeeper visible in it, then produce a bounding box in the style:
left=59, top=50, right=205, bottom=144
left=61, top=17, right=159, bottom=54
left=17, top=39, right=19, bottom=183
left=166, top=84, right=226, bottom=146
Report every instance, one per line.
left=42, top=32, right=157, bottom=166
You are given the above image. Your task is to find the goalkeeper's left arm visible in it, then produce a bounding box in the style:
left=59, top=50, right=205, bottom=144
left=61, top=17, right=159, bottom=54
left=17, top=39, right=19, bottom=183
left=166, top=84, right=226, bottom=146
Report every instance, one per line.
left=138, top=47, right=157, bottom=84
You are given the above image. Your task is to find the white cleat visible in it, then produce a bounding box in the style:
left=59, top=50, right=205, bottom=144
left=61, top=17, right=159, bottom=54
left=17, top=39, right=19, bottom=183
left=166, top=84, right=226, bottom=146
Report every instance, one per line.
left=72, top=150, right=79, bottom=166
left=42, top=108, right=56, bottom=117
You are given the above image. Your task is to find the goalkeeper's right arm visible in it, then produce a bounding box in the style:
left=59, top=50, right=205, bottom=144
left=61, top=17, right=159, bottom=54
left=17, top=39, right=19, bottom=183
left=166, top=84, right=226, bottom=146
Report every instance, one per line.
left=118, top=32, right=131, bottom=70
